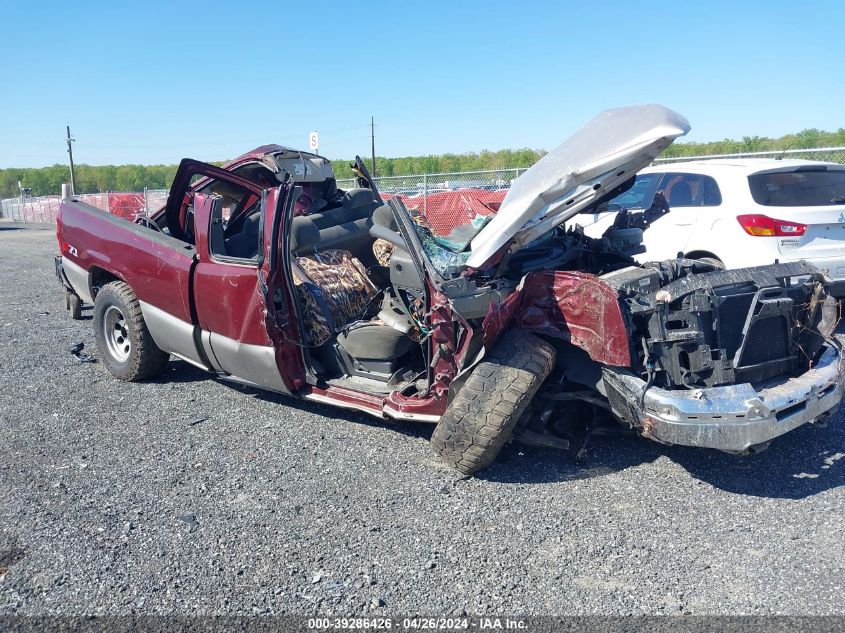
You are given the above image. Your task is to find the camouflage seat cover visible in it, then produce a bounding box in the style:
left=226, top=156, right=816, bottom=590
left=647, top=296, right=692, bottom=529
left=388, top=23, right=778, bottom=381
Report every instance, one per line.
left=293, top=249, right=377, bottom=346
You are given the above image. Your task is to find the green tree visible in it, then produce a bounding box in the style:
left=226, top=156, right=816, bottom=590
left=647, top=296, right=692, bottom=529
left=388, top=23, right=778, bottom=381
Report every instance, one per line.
left=3, top=127, right=844, bottom=199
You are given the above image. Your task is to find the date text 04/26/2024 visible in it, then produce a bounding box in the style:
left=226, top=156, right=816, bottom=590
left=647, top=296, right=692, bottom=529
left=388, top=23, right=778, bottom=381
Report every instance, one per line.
left=306, top=617, right=527, bottom=630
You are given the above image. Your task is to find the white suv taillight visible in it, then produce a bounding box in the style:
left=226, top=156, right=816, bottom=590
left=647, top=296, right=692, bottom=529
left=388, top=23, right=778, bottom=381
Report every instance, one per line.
left=736, top=214, right=807, bottom=237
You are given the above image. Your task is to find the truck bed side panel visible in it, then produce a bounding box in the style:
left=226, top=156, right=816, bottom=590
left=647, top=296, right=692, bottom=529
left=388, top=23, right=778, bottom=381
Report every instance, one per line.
left=59, top=201, right=195, bottom=323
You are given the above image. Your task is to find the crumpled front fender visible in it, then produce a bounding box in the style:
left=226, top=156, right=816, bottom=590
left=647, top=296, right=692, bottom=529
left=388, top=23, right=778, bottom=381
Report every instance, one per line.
left=483, top=270, right=631, bottom=367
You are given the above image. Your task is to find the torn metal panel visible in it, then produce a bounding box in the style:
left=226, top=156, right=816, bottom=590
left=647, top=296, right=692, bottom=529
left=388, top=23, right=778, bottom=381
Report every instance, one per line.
left=427, top=288, right=459, bottom=400
left=261, top=185, right=308, bottom=392
left=513, top=271, right=631, bottom=367
left=481, top=284, right=521, bottom=350
left=384, top=390, right=448, bottom=420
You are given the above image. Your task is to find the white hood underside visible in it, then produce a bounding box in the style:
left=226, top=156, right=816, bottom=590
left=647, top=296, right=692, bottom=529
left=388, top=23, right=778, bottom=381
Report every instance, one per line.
left=466, top=104, right=690, bottom=268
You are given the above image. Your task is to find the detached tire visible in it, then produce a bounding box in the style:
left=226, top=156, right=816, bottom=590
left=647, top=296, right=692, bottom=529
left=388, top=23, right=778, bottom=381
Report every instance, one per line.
left=431, top=330, right=556, bottom=474
left=93, top=281, right=169, bottom=381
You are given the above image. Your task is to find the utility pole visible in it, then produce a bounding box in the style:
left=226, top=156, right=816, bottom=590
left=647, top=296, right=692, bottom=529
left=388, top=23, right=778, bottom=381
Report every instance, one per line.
left=370, top=116, right=376, bottom=178
left=66, top=125, right=77, bottom=195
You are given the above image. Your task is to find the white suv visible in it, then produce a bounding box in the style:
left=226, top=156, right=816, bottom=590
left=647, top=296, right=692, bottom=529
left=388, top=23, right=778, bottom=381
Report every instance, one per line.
left=579, top=159, right=845, bottom=286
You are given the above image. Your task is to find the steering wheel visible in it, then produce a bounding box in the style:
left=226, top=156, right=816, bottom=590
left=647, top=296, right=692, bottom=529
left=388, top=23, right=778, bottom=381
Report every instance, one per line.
left=136, top=216, right=162, bottom=232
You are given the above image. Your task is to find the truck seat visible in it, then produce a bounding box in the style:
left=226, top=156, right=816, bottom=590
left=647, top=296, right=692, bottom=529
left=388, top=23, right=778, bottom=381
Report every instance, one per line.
left=294, top=189, right=380, bottom=263
left=336, top=320, right=416, bottom=362
left=223, top=188, right=380, bottom=263
left=224, top=212, right=261, bottom=259
left=291, top=246, right=378, bottom=346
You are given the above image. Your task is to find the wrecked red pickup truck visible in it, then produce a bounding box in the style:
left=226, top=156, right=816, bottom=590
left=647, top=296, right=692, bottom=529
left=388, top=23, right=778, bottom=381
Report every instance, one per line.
left=55, top=105, right=845, bottom=474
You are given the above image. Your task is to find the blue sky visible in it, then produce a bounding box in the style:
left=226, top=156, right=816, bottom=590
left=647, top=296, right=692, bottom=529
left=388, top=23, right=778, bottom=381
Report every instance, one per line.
left=0, top=0, right=842, bottom=168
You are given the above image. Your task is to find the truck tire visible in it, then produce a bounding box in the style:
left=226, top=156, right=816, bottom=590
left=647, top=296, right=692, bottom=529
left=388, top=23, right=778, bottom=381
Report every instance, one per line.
left=93, top=281, right=169, bottom=381
left=430, top=330, right=556, bottom=474
left=65, top=289, right=83, bottom=320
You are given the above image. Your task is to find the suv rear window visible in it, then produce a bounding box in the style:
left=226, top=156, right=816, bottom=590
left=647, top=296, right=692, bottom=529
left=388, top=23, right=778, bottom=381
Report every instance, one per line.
left=749, top=168, right=845, bottom=206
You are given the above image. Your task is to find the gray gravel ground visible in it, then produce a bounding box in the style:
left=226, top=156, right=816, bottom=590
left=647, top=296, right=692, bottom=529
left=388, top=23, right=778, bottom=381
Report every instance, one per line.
left=0, top=225, right=843, bottom=617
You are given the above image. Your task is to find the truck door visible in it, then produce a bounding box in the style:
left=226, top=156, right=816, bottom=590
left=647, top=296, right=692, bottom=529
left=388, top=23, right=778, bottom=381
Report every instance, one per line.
left=163, top=159, right=303, bottom=393
left=155, top=160, right=290, bottom=392
left=189, top=186, right=292, bottom=393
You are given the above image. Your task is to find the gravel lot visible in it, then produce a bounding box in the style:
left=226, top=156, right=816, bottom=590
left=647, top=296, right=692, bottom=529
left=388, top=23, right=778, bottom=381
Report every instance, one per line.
left=1, top=224, right=843, bottom=617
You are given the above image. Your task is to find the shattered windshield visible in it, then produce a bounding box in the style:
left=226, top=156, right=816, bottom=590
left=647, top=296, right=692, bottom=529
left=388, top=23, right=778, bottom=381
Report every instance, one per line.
left=393, top=193, right=499, bottom=275
left=400, top=207, right=478, bottom=276
left=413, top=224, right=473, bottom=275
left=427, top=214, right=493, bottom=252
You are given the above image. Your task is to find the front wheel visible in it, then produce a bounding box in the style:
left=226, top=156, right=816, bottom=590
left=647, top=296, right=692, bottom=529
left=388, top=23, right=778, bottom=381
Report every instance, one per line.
left=430, top=330, right=556, bottom=474
left=93, top=281, right=169, bottom=381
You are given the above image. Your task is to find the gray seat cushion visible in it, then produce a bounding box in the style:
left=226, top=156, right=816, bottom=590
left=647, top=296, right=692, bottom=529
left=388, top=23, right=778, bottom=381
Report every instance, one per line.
left=342, top=188, right=376, bottom=210
left=337, top=323, right=414, bottom=360
left=225, top=213, right=261, bottom=259
left=290, top=216, right=320, bottom=254
left=290, top=205, right=375, bottom=262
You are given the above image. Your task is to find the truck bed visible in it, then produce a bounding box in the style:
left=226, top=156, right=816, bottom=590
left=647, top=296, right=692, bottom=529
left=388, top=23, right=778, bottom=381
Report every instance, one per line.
left=58, top=200, right=196, bottom=323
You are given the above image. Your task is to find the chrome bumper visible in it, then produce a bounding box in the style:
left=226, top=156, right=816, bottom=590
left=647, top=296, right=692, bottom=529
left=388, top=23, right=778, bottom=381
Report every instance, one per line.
left=602, top=338, right=845, bottom=452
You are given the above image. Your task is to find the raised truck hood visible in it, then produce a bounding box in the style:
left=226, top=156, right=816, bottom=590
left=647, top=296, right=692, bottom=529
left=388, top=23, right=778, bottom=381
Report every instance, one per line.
left=466, top=104, right=690, bottom=268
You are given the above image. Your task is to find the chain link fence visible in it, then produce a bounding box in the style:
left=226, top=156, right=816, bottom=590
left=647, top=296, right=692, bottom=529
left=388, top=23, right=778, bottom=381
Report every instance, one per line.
left=335, top=168, right=528, bottom=235
left=336, top=148, right=845, bottom=194
left=3, top=147, right=844, bottom=224
left=142, top=188, right=169, bottom=215
left=654, top=146, right=845, bottom=164
left=335, top=167, right=527, bottom=195
left=0, top=189, right=169, bottom=222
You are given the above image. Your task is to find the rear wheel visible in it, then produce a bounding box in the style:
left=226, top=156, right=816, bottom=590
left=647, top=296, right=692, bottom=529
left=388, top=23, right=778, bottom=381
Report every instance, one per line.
left=65, top=289, right=83, bottom=320
left=93, top=281, right=169, bottom=381
left=430, top=330, right=556, bottom=474
left=695, top=256, right=725, bottom=269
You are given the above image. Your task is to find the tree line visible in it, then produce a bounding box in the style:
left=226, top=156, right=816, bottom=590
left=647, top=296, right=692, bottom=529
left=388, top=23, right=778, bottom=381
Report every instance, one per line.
left=2, top=128, right=843, bottom=198
left=660, top=127, right=845, bottom=158
left=0, top=163, right=179, bottom=199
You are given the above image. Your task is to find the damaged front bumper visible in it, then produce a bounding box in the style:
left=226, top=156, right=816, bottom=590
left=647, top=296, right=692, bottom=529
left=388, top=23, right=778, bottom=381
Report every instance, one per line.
left=602, top=337, right=845, bottom=453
